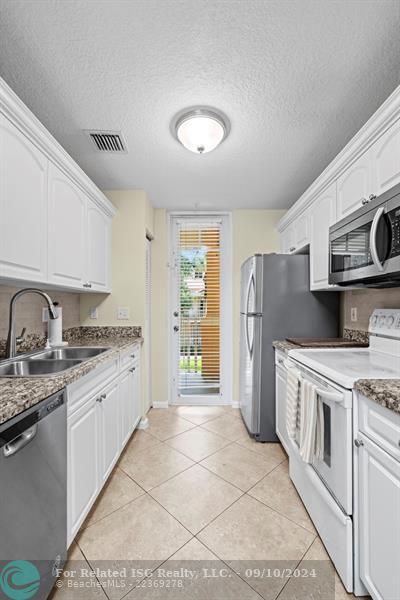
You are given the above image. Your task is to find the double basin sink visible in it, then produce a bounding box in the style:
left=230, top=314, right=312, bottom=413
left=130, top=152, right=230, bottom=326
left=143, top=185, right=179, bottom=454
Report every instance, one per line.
left=0, top=347, right=111, bottom=378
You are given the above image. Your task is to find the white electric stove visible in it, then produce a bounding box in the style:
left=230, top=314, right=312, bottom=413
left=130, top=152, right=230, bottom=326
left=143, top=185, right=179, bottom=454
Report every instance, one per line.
left=285, top=308, right=400, bottom=596
left=290, top=308, right=400, bottom=389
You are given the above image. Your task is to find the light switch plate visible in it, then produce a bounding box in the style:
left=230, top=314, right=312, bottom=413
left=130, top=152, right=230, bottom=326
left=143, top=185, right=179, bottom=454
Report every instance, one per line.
left=117, top=307, right=130, bottom=320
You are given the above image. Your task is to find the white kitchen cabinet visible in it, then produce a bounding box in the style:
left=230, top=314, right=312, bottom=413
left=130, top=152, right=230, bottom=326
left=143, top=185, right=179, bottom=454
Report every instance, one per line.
left=120, top=362, right=140, bottom=449
left=48, top=163, right=87, bottom=288
left=275, top=352, right=289, bottom=454
left=98, top=378, right=120, bottom=484
left=67, top=396, right=99, bottom=545
left=336, top=150, right=372, bottom=220
left=0, top=114, right=48, bottom=282
left=371, top=119, right=400, bottom=197
left=309, top=182, right=337, bottom=290
left=358, top=432, right=400, bottom=600
left=86, top=199, right=111, bottom=291
left=67, top=347, right=141, bottom=545
left=280, top=213, right=310, bottom=254
left=280, top=225, right=294, bottom=253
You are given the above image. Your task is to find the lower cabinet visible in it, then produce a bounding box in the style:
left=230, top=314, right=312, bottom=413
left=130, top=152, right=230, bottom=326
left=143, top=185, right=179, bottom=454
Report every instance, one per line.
left=275, top=355, right=289, bottom=454
left=67, top=351, right=141, bottom=545
left=357, top=395, right=400, bottom=600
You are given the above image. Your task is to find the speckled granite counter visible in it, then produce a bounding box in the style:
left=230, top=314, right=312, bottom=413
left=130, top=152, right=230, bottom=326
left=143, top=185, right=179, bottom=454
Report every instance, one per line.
left=355, top=379, right=400, bottom=415
left=0, top=328, right=143, bottom=427
left=273, top=340, right=300, bottom=354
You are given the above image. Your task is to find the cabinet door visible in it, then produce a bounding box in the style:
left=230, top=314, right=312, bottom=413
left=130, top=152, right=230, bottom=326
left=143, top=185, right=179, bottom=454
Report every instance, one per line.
left=119, top=364, right=140, bottom=450
left=67, top=398, right=99, bottom=545
left=294, top=212, right=309, bottom=250
left=280, top=225, right=294, bottom=253
left=275, top=364, right=289, bottom=454
left=98, top=379, right=120, bottom=483
left=0, top=114, right=48, bottom=281
left=87, top=199, right=111, bottom=291
left=337, top=151, right=372, bottom=220
left=48, top=163, right=87, bottom=288
left=371, top=120, right=400, bottom=197
left=358, top=433, right=400, bottom=600
left=310, top=182, right=337, bottom=290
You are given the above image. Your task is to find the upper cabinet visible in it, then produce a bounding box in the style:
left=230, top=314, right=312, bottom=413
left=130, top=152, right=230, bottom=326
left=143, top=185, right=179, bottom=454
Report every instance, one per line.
left=48, top=164, right=87, bottom=288
left=0, top=114, right=48, bottom=282
left=310, top=182, right=337, bottom=290
left=0, top=78, right=115, bottom=291
left=336, top=150, right=372, bottom=221
left=371, top=119, right=400, bottom=197
left=86, top=201, right=111, bottom=291
left=280, top=211, right=310, bottom=254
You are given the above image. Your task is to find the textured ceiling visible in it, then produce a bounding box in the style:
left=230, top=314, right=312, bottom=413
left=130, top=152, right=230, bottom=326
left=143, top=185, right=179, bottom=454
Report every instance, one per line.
left=0, top=0, right=400, bottom=210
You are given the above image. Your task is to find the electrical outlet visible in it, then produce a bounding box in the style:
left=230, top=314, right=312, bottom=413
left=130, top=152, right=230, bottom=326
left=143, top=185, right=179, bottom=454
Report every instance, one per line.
left=89, top=307, right=98, bottom=320
left=351, top=307, right=358, bottom=322
left=117, top=307, right=130, bottom=320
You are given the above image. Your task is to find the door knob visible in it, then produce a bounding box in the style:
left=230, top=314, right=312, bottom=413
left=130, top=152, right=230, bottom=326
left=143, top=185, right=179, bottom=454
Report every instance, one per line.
left=173, top=325, right=179, bottom=332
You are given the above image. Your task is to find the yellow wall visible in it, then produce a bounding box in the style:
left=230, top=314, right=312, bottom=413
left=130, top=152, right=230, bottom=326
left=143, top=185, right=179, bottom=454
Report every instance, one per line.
left=150, top=209, right=285, bottom=405
left=80, top=189, right=154, bottom=417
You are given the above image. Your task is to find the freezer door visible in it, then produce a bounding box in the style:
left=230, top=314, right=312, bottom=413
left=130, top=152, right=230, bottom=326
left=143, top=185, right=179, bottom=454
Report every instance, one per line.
left=239, top=312, right=262, bottom=434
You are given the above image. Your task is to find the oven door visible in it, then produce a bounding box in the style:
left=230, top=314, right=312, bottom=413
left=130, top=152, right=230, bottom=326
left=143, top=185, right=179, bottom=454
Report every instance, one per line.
left=311, top=385, right=353, bottom=514
left=291, top=363, right=353, bottom=515
left=329, top=204, right=392, bottom=286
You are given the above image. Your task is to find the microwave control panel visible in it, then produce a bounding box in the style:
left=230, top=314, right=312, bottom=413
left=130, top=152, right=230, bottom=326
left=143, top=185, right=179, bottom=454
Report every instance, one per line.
left=388, top=206, right=400, bottom=257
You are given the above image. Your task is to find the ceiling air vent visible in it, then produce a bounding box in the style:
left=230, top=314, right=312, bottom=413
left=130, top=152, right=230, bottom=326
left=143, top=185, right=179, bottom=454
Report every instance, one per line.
left=85, top=130, right=127, bottom=153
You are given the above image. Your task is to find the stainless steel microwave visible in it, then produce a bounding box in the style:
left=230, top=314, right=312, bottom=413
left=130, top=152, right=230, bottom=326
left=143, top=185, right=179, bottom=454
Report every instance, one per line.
left=329, top=183, right=400, bottom=287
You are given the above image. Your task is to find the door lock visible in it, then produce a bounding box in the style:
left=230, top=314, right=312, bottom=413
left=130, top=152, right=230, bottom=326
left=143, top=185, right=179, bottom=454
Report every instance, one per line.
left=173, top=325, right=179, bottom=332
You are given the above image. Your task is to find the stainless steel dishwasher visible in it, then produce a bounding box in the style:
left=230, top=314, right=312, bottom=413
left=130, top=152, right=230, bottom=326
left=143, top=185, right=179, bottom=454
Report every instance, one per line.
left=0, top=390, right=67, bottom=600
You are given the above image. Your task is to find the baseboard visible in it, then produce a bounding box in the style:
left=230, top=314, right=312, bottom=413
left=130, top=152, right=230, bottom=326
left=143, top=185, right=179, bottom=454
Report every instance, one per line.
left=231, top=401, right=240, bottom=409
left=138, top=417, right=149, bottom=429
left=152, top=401, right=169, bottom=409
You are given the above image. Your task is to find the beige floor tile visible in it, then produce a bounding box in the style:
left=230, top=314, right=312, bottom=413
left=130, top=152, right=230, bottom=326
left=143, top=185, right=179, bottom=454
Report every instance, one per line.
left=120, top=429, right=160, bottom=461
left=150, top=464, right=242, bottom=533
left=124, top=537, right=261, bottom=599
left=78, top=494, right=192, bottom=599
left=248, top=461, right=316, bottom=533
left=166, top=426, right=230, bottom=461
left=201, top=413, right=247, bottom=441
left=198, top=494, right=315, bottom=561
left=172, top=405, right=227, bottom=425
left=50, top=543, right=107, bottom=599
left=147, top=410, right=195, bottom=441
left=83, top=467, right=144, bottom=528
left=200, top=442, right=279, bottom=491
left=119, top=442, right=194, bottom=491
left=236, top=433, right=287, bottom=461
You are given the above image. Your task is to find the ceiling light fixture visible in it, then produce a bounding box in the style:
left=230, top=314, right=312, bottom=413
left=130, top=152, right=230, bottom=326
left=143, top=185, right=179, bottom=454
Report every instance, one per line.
left=173, top=107, right=230, bottom=154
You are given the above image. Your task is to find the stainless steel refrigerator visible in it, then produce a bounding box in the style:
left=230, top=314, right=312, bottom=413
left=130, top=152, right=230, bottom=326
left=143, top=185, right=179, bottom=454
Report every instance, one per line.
left=239, top=254, right=339, bottom=442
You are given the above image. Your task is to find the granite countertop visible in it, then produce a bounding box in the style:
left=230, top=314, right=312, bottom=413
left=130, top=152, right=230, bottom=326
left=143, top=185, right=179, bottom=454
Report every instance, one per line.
left=355, top=379, right=400, bottom=415
left=273, top=340, right=301, bottom=354
left=0, top=329, right=143, bottom=427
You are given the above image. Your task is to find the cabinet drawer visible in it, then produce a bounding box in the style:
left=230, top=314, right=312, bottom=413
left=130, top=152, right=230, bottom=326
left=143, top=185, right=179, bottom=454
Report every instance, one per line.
left=275, top=350, right=287, bottom=368
left=358, top=393, right=400, bottom=461
left=120, top=343, right=140, bottom=369
left=67, top=356, right=119, bottom=414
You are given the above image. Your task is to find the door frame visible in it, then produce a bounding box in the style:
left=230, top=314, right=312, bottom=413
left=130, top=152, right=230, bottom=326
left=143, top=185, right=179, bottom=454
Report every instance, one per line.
left=168, top=212, right=232, bottom=406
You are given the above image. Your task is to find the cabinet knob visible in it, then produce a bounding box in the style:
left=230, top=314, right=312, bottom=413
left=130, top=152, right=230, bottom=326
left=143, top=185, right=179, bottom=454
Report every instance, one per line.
left=130, top=354, right=135, bottom=358
left=354, top=438, right=364, bottom=448
left=361, top=198, right=369, bottom=205
left=129, top=367, right=136, bottom=373
left=289, top=246, right=296, bottom=252
left=83, top=282, right=92, bottom=288
left=369, top=194, right=377, bottom=201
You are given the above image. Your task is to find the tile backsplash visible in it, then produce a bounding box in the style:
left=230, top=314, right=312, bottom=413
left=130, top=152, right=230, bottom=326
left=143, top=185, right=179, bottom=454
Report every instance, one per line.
left=0, top=285, right=80, bottom=339
left=342, top=287, right=400, bottom=331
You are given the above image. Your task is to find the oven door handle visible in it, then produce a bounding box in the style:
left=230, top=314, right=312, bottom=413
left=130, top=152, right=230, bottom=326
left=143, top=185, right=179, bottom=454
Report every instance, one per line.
left=315, top=387, right=343, bottom=404
left=369, top=206, right=385, bottom=272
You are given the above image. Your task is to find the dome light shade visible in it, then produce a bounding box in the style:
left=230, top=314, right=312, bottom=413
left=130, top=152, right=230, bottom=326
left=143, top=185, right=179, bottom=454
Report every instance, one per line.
left=173, top=108, right=229, bottom=154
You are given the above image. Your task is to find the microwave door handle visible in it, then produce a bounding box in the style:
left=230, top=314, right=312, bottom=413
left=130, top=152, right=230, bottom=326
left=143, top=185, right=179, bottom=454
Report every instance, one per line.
left=370, top=206, right=385, bottom=272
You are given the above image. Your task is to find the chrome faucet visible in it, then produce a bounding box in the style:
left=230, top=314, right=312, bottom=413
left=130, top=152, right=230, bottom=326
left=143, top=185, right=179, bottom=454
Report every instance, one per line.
left=5, top=288, right=58, bottom=359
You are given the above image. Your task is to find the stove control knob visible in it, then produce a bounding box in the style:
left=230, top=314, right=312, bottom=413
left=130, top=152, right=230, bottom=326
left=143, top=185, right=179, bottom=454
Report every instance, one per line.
left=378, top=315, right=386, bottom=327
left=371, top=315, right=378, bottom=326
left=386, top=316, right=395, bottom=327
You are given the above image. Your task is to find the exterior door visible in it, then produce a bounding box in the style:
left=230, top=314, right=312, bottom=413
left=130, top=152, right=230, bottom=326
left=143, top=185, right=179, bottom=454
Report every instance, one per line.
left=170, top=216, right=230, bottom=405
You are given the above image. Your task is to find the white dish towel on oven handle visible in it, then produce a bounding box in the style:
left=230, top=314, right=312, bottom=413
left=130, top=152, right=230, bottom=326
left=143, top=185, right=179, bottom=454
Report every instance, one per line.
left=299, top=380, right=324, bottom=463
left=286, top=366, right=301, bottom=440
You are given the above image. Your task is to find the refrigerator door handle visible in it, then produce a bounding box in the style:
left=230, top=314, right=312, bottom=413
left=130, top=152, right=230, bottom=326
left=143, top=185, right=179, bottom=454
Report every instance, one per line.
left=246, top=272, right=255, bottom=314
left=245, top=315, right=254, bottom=358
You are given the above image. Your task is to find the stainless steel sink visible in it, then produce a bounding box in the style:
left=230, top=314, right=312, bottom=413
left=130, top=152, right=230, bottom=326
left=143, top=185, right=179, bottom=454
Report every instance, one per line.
left=0, top=359, right=82, bottom=377
left=33, top=347, right=111, bottom=360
